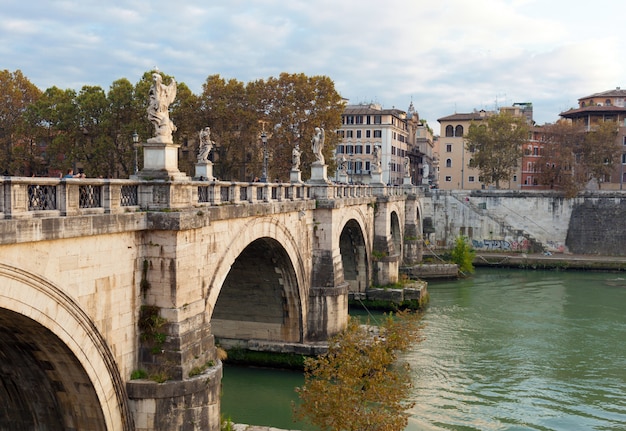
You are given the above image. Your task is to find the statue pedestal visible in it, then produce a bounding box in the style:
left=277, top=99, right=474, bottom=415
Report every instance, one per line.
left=309, top=162, right=329, bottom=184
left=403, top=175, right=412, bottom=186
left=370, top=170, right=384, bottom=185
left=290, top=169, right=302, bottom=184
left=338, top=171, right=348, bottom=184
left=195, top=161, right=214, bottom=181
left=138, top=140, right=189, bottom=181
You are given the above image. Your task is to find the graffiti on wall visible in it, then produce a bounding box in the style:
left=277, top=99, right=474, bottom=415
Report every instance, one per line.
left=470, top=238, right=566, bottom=253
left=471, top=239, right=530, bottom=251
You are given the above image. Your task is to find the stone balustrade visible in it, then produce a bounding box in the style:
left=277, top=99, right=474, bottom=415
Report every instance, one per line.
left=0, top=176, right=421, bottom=220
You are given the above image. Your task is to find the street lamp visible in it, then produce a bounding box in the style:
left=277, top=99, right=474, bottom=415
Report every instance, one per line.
left=132, top=131, right=139, bottom=175
left=260, top=132, right=268, bottom=183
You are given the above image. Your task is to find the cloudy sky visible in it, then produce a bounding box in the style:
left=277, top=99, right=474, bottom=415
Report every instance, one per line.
left=2, top=0, right=625, bottom=132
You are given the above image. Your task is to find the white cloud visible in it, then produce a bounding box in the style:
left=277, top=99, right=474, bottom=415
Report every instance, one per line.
left=2, top=0, right=626, bottom=131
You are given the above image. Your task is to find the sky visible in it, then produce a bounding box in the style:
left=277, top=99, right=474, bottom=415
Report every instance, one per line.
left=2, top=0, right=626, bottom=133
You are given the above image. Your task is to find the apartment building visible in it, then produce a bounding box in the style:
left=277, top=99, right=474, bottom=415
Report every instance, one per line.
left=336, top=103, right=418, bottom=185
left=436, top=103, right=532, bottom=190
left=559, top=87, right=626, bottom=189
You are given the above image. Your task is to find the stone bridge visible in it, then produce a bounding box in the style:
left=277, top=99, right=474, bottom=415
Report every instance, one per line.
left=0, top=176, right=424, bottom=430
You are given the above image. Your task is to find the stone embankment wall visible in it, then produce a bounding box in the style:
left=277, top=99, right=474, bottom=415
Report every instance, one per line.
left=422, top=190, right=626, bottom=256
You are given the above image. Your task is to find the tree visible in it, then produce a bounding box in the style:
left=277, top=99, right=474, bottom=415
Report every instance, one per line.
left=0, top=69, right=42, bottom=175
left=465, top=112, right=529, bottom=188
left=579, top=120, right=620, bottom=188
left=254, top=73, right=344, bottom=182
left=536, top=121, right=586, bottom=197
left=294, top=312, right=422, bottom=431
left=537, top=120, right=620, bottom=196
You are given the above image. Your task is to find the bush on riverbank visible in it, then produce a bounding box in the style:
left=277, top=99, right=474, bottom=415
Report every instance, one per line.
left=450, top=235, right=475, bottom=276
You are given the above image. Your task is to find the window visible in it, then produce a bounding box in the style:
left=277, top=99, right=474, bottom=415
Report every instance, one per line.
left=373, top=130, right=382, bottom=138
left=344, top=115, right=354, bottom=124
left=365, top=161, right=370, bottom=171
left=468, top=176, right=475, bottom=182
left=366, top=130, right=371, bottom=138
left=533, top=147, right=539, bottom=156
left=445, top=176, right=452, bottom=182
left=336, top=145, right=344, bottom=154
left=355, top=145, right=363, bottom=154
left=356, top=130, right=362, bottom=139
left=365, top=145, right=371, bottom=154
left=356, top=115, right=364, bottom=124
left=374, top=115, right=381, bottom=124
left=346, top=145, right=354, bottom=154
left=337, top=130, right=345, bottom=138
left=455, top=125, right=464, bottom=137
left=513, top=175, right=517, bottom=182
left=446, top=144, right=452, bottom=152
left=623, top=136, right=626, bottom=146
left=346, top=130, right=353, bottom=138
left=622, top=153, right=626, bottom=164
left=366, top=116, right=371, bottom=125
left=446, top=158, right=452, bottom=168
left=445, top=125, right=454, bottom=137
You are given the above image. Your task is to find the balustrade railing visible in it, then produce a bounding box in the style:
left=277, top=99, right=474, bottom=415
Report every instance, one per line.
left=0, top=176, right=416, bottom=220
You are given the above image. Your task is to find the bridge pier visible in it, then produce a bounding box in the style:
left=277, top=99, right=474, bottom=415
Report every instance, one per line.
left=403, top=194, right=424, bottom=265
left=371, top=197, right=405, bottom=285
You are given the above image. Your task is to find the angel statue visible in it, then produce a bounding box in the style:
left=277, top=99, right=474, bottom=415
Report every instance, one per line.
left=292, top=143, right=302, bottom=170
left=311, top=127, right=325, bottom=164
left=147, top=72, right=177, bottom=143
left=372, top=144, right=381, bottom=172
left=197, top=127, right=214, bottom=163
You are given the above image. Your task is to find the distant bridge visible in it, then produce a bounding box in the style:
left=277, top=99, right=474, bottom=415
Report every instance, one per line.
left=0, top=176, right=424, bottom=430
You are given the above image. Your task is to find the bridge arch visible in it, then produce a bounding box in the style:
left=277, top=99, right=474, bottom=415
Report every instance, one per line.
left=0, top=264, right=132, bottom=430
left=390, top=210, right=402, bottom=256
left=207, top=217, right=307, bottom=343
left=336, top=206, right=373, bottom=294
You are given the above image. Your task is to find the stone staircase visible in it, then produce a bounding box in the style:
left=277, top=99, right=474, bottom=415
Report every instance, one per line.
left=450, top=192, right=544, bottom=253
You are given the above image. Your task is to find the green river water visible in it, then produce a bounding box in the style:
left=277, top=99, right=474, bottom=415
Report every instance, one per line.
left=221, top=268, right=626, bottom=430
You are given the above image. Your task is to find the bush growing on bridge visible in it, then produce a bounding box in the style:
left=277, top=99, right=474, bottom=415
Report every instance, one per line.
left=293, top=311, right=423, bottom=431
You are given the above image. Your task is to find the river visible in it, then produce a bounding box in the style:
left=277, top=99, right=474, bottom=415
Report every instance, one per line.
left=221, top=268, right=626, bottom=430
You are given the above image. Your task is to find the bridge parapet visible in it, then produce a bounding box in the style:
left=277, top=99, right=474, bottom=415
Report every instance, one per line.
left=1, top=176, right=420, bottom=221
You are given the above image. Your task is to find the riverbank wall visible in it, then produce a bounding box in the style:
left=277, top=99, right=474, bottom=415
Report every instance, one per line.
left=422, top=189, right=626, bottom=256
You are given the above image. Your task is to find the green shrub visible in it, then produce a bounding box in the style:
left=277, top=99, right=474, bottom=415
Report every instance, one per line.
left=450, top=236, right=475, bottom=276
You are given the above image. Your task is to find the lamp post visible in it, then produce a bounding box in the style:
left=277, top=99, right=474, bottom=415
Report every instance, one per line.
left=261, top=132, right=268, bottom=183
left=132, top=131, right=139, bottom=175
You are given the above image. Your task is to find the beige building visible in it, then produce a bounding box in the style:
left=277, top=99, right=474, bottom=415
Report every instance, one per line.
left=336, top=102, right=433, bottom=185
left=436, top=104, right=532, bottom=190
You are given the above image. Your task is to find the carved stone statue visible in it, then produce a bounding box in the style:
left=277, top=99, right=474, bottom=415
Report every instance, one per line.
left=147, top=72, right=177, bottom=143
left=292, top=143, right=302, bottom=170
left=423, top=162, right=430, bottom=179
left=197, top=127, right=214, bottom=163
left=311, top=127, right=325, bottom=164
left=404, top=156, right=411, bottom=177
left=339, top=155, right=348, bottom=172
left=372, top=144, right=381, bottom=172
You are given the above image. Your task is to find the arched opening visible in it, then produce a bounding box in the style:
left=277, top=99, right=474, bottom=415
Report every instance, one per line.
left=390, top=211, right=402, bottom=257
left=211, top=237, right=302, bottom=343
left=339, top=219, right=369, bottom=293
left=0, top=308, right=106, bottom=430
